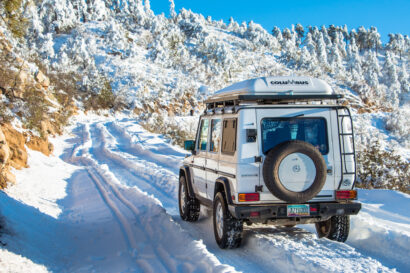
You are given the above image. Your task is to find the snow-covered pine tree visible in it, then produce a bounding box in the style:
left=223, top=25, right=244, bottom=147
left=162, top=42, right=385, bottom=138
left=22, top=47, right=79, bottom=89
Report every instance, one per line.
left=282, top=28, right=292, bottom=41
left=349, top=34, right=359, bottom=53
left=295, top=23, right=304, bottom=46
left=309, top=26, right=321, bottom=43
left=144, top=0, right=154, bottom=18
left=356, top=26, right=368, bottom=51
left=335, top=32, right=347, bottom=57
left=363, top=51, right=383, bottom=101
left=342, top=25, right=349, bottom=44
left=346, top=43, right=364, bottom=81
left=320, top=25, right=332, bottom=46
left=280, top=28, right=298, bottom=63
left=368, top=26, right=382, bottom=54
left=383, top=52, right=400, bottom=84
left=228, top=17, right=240, bottom=33
left=271, top=26, right=283, bottom=49
left=387, top=33, right=406, bottom=60
left=316, top=33, right=329, bottom=71
left=302, top=32, right=317, bottom=56
left=327, top=24, right=338, bottom=43
left=398, top=63, right=410, bottom=94
left=349, top=29, right=358, bottom=47
left=298, top=46, right=318, bottom=72
left=169, top=0, right=176, bottom=19
left=405, top=35, right=410, bottom=59
left=382, top=52, right=401, bottom=107
left=328, top=43, right=344, bottom=76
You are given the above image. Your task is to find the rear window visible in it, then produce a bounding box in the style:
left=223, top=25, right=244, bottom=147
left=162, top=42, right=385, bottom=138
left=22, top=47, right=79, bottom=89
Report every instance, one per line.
left=261, top=118, right=328, bottom=155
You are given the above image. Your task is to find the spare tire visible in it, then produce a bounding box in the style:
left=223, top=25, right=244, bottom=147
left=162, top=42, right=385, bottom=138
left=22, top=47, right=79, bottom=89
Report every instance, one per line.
left=262, top=140, right=327, bottom=203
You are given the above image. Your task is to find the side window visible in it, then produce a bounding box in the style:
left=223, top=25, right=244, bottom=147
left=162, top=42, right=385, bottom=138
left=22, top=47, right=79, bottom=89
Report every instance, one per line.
left=209, top=119, right=221, bottom=153
left=222, top=119, right=237, bottom=155
left=198, top=119, right=209, bottom=151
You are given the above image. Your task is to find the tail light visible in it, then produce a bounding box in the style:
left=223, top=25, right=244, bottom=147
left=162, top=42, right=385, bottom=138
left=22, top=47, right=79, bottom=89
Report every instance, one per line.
left=336, top=190, right=357, bottom=200
left=238, top=193, right=260, bottom=202
left=249, top=211, right=260, bottom=217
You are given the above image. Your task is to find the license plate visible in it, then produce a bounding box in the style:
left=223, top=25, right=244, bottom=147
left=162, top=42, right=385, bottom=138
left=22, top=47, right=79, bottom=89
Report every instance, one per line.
left=287, top=204, right=310, bottom=217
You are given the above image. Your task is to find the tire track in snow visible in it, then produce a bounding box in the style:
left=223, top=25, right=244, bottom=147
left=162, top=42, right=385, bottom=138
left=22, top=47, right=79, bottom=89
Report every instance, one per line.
left=85, top=165, right=172, bottom=272
left=104, top=121, right=182, bottom=193
left=76, top=123, right=173, bottom=272
left=105, top=121, right=184, bottom=172
left=84, top=166, right=138, bottom=250
left=67, top=123, right=167, bottom=272
left=90, top=123, right=178, bottom=210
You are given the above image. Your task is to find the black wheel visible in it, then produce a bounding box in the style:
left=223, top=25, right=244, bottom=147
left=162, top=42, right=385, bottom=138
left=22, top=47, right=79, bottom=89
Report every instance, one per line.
left=213, top=192, right=243, bottom=249
left=179, top=176, right=200, bottom=222
left=315, top=215, right=350, bottom=242
left=263, top=140, right=327, bottom=203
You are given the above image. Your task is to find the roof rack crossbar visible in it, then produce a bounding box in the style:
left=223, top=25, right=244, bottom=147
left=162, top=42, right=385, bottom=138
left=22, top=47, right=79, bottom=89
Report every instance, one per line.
left=205, top=94, right=343, bottom=108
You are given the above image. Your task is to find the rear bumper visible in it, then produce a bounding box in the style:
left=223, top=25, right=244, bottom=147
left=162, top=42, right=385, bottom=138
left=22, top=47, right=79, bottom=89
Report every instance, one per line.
left=229, top=202, right=361, bottom=220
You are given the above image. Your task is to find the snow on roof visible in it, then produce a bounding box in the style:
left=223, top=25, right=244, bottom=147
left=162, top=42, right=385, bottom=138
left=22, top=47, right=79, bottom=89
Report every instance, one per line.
left=211, top=76, right=334, bottom=100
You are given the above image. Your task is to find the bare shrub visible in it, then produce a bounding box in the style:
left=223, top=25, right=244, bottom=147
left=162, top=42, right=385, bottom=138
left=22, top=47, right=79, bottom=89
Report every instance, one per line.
left=357, top=142, right=410, bottom=194
left=23, top=88, right=48, bottom=136
left=0, top=0, right=29, bottom=38
left=0, top=103, right=13, bottom=123
left=83, top=77, right=118, bottom=111
left=140, top=114, right=196, bottom=147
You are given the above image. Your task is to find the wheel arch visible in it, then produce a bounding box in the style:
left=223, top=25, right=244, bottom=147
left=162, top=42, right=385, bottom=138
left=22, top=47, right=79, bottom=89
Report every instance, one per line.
left=214, top=177, right=234, bottom=205
left=179, top=166, right=196, bottom=198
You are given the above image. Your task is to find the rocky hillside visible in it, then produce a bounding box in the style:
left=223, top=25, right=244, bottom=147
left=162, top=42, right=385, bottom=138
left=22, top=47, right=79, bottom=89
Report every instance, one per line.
left=0, top=1, right=77, bottom=188
left=0, top=0, right=408, bottom=191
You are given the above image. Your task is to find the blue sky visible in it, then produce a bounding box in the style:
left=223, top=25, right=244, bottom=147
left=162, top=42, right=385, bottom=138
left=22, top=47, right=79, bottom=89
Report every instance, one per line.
left=150, top=0, right=409, bottom=43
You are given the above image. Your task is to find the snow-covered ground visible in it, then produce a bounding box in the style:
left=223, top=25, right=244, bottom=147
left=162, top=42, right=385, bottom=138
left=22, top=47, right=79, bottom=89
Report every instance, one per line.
left=1, top=115, right=409, bottom=272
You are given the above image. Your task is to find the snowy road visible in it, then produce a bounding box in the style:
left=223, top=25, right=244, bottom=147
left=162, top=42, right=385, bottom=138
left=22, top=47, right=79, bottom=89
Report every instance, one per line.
left=1, top=116, right=409, bottom=272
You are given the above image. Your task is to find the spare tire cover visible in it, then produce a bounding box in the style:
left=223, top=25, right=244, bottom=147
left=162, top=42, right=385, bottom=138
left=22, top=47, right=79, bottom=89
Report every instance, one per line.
left=262, top=140, right=327, bottom=203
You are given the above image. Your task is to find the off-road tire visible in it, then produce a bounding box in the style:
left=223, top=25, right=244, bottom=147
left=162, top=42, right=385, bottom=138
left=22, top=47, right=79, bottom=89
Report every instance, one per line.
left=315, top=215, right=350, bottom=242
left=179, top=176, right=200, bottom=222
left=263, top=140, right=327, bottom=203
left=213, top=192, right=243, bottom=249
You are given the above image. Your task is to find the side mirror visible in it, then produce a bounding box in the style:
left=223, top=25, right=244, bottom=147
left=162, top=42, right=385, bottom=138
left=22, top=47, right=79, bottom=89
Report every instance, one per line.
left=184, top=140, right=195, bottom=152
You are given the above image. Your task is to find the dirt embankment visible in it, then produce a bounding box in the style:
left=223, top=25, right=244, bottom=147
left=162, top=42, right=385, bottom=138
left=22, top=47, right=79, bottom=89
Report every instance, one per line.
left=0, top=124, right=54, bottom=188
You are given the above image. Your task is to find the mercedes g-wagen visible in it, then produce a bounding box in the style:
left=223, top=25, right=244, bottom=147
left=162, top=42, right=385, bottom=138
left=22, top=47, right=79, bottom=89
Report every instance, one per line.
left=179, top=76, right=361, bottom=248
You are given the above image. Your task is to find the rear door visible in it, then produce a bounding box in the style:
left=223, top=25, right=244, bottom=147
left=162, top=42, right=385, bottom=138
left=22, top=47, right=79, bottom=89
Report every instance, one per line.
left=217, top=118, right=238, bottom=198
left=256, top=107, right=336, bottom=202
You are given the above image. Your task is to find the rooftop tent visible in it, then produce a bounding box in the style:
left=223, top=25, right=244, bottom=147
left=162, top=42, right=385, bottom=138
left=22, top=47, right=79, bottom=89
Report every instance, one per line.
left=205, top=76, right=342, bottom=105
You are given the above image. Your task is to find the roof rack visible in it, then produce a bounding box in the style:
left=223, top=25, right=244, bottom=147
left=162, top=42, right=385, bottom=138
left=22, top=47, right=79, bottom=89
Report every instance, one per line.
left=205, top=94, right=344, bottom=111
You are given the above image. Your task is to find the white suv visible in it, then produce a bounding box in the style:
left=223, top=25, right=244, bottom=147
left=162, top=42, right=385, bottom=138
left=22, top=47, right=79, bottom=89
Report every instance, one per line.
left=179, top=76, right=361, bottom=249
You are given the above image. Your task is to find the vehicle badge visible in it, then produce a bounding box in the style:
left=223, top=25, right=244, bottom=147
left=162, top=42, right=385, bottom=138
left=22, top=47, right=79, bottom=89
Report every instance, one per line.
left=293, top=165, right=301, bottom=173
